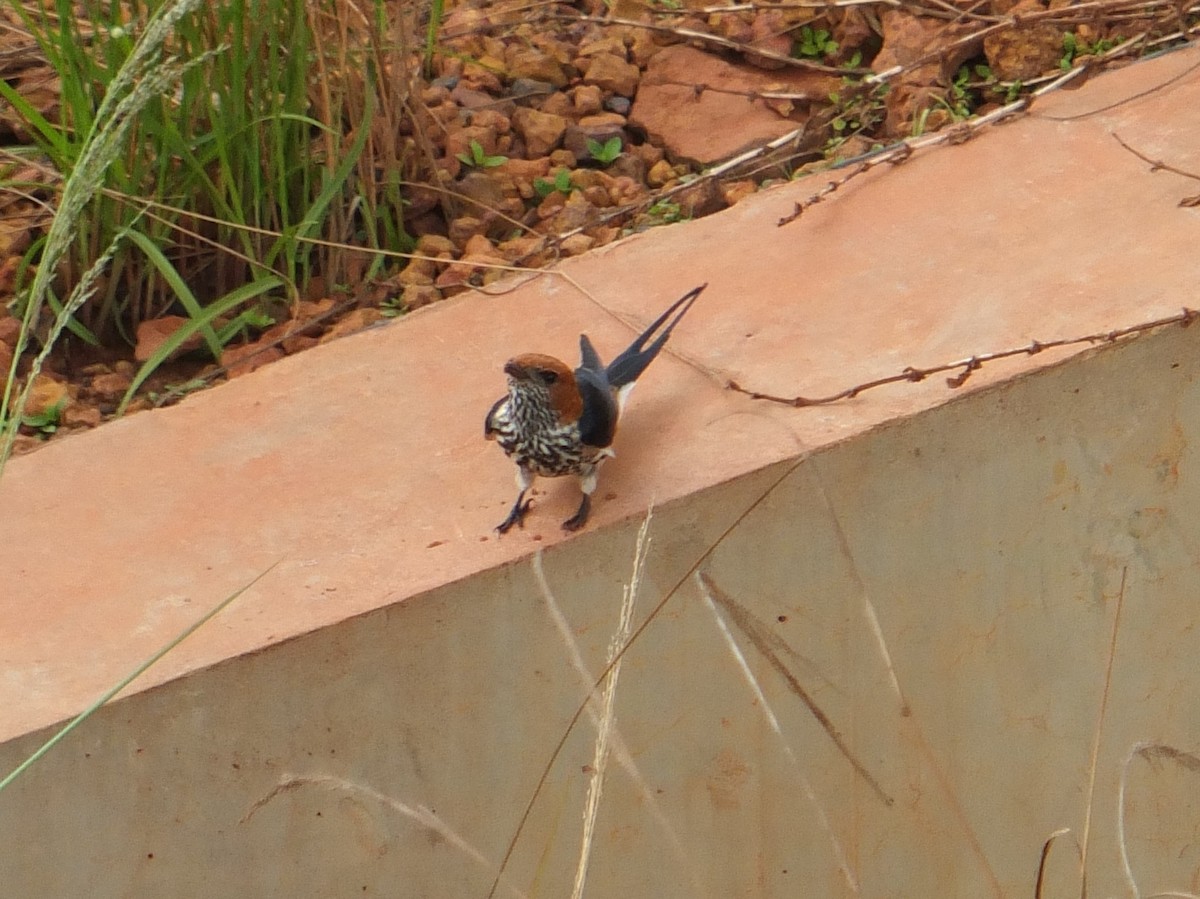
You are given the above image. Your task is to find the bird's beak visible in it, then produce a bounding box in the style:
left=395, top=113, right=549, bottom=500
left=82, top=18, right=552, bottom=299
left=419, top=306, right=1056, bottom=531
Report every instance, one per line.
left=503, top=359, right=530, bottom=380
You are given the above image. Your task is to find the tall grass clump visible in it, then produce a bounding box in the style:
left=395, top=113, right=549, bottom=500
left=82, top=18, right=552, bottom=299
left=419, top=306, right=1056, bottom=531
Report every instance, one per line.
left=0, top=0, right=420, bottom=364
left=0, top=0, right=213, bottom=471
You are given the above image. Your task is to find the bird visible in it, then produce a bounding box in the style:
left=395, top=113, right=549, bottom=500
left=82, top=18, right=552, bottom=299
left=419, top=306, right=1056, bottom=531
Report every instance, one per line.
left=485, top=284, right=706, bottom=534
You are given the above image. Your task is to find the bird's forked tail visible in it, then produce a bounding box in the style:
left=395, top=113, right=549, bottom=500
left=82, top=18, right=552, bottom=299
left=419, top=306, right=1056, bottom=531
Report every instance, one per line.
left=604, top=283, right=706, bottom=389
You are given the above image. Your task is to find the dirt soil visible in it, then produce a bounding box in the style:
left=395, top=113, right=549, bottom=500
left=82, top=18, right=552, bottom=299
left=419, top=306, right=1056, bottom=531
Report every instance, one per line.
left=0, top=0, right=1193, bottom=454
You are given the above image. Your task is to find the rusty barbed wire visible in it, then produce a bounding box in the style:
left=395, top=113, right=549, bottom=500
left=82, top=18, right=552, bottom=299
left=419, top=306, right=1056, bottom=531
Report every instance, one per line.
left=1113, top=131, right=1200, bottom=206
left=727, top=309, right=1200, bottom=407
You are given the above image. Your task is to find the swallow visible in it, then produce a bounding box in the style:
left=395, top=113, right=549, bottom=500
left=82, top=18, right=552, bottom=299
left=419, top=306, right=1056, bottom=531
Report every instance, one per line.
left=485, top=284, right=706, bottom=534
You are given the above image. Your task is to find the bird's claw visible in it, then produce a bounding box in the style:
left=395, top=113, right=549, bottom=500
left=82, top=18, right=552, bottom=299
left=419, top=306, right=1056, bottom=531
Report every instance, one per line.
left=496, top=497, right=533, bottom=534
left=561, top=495, right=591, bottom=532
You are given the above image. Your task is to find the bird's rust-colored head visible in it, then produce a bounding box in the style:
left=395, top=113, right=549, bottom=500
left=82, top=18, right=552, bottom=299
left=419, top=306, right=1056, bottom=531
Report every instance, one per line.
left=504, top=353, right=582, bottom=425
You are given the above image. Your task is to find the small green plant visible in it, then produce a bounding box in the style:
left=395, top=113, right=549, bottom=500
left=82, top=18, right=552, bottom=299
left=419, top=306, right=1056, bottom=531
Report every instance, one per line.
left=645, top=198, right=687, bottom=226
left=953, top=65, right=973, bottom=114
left=147, top=378, right=210, bottom=405
left=216, top=308, right=274, bottom=345
left=1060, top=33, right=1081, bottom=68
left=1060, top=32, right=1120, bottom=69
left=998, top=78, right=1023, bottom=103
left=793, top=25, right=839, bottom=60
left=456, top=139, right=508, bottom=168
left=910, top=106, right=933, bottom=138
left=534, top=168, right=574, bottom=199
left=943, top=63, right=993, bottom=120
left=998, top=78, right=1027, bottom=103
left=380, top=294, right=406, bottom=318
left=586, top=136, right=622, bottom=166
left=20, top=397, right=66, bottom=435
left=649, top=0, right=682, bottom=8
left=423, top=0, right=444, bottom=78
left=825, top=81, right=889, bottom=152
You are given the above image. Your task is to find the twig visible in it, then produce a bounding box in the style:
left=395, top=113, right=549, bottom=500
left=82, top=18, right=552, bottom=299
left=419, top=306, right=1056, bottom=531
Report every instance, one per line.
left=694, top=0, right=899, bottom=11
left=776, top=150, right=907, bottom=225
left=553, top=13, right=863, bottom=75
left=699, top=572, right=893, bottom=806
left=1113, top=133, right=1200, bottom=181
left=697, top=572, right=863, bottom=895
left=1113, top=131, right=1200, bottom=208
left=1034, top=829, right=1080, bottom=899
left=570, top=511, right=652, bottom=899
left=242, top=773, right=530, bottom=899
left=484, top=455, right=811, bottom=899
left=1079, top=566, right=1128, bottom=896
left=728, top=308, right=1200, bottom=406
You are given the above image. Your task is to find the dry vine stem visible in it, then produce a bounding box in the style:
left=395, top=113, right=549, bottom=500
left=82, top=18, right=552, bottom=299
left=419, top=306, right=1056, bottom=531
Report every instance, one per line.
left=728, top=309, right=1200, bottom=407
left=530, top=3, right=1195, bottom=260
left=773, top=35, right=1156, bottom=227
left=1113, top=131, right=1200, bottom=205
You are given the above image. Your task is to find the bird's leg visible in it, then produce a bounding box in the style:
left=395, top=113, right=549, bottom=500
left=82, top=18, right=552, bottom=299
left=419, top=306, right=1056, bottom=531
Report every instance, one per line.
left=496, top=466, right=535, bottom=534
left=562, top=468, right=597, bottom=532
left=561, top=494, right=591, bottom=532
left=496, top=489, right=532, bottom=534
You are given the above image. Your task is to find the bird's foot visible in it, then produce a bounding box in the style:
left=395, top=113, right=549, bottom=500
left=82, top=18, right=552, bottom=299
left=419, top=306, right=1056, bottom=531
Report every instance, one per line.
left=561, top=494, right=591, bottom=532
left=496, top=496, right=533, bottom=534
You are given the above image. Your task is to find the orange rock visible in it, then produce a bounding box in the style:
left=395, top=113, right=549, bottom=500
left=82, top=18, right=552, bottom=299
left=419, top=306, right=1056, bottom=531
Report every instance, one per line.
left=89, top=371, right=134, bottom=402
left=505, top=47, right=568, bottom=87
left=444, top=124, right=501, bottom=164
left=580, top=53, right=640, bottom=97
left=469, top=109, right=511, bottom=134
left=134, top=316, right=205, bottom=363
left=25, top=373, right=69, bottom=417
left=281, top=334, right=319, bottom=355
left=415, top=234, right=456, bottom=257
left=983, top=1, right=1066, bottom=81
left=462, top=234, right=496, bottom=257
left=0, top=311, right=21, bottom=348
left=560, top=234, right=596, bottom=257
left=447, top=216, right=489, bottom=247
left=746, top=10, right=794, bottom=71
left=571, top=84, right=604, bottom=116
left=0, top=254, right=23, bottom=295
left=512, top=108, right=568, bottom=157
left=320, top=308, right=384, bottom=343
left=497, top=236, right=546, bottom=262
left=721, top=180, right=758, bottom=207
left=401, top=285, right=441, bottom=311
left=61, top=404, right=102, bottom=429
left=631, top=45, right=837, bottom=166
left=222, top=342, right=284, bottom=378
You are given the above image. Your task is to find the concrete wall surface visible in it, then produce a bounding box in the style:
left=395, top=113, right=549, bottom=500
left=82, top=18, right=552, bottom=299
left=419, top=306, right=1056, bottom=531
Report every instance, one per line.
left=1, top=321, right=1197, bottom=897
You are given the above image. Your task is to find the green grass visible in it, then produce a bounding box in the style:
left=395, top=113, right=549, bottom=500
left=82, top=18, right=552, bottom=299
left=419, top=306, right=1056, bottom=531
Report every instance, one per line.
left=0, top=0, right=422, bottom=418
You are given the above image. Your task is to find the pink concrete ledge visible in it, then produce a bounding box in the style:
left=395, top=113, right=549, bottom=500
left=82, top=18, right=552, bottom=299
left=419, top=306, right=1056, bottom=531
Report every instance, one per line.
left=2, top=45, right=1199, bottom=744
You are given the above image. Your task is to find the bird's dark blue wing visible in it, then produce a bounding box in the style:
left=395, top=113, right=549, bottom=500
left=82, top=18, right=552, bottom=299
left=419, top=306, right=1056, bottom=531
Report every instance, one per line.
left=484, top=395, right=507, bottom=437
left=574, top=366, right=618, bottom=449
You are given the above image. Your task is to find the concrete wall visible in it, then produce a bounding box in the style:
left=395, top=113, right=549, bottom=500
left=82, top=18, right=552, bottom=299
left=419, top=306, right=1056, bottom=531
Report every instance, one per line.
left=2, top=322, right=1198, bottom=897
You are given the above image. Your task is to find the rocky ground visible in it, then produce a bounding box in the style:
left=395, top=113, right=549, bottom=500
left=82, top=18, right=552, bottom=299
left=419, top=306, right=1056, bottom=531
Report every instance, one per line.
left=0, top=0, right=1194, bottom=453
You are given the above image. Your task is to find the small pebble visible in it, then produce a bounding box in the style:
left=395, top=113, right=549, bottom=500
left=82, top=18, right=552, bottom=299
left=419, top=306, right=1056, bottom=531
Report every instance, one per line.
left=509, top=78, right=556, bottom=102
left=604, top=96, right=631, bottom=115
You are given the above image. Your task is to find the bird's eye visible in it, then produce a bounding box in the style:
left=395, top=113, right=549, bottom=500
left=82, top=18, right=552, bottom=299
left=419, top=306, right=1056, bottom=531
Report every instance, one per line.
left=541, top=370, right=558, bottom=384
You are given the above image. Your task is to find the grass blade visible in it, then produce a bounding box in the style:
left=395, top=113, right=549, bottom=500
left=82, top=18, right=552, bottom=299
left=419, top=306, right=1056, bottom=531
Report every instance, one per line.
left=123, top=227, right=224, bottom=360
left=0, top=560, right=279, bottom=794
left=116, top=274, right=285, bottom=415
